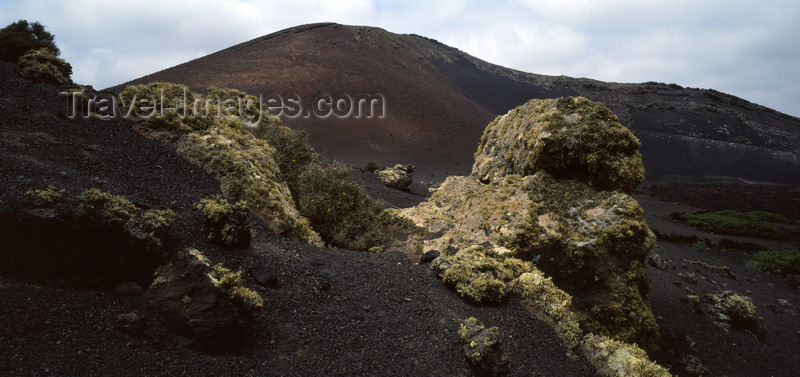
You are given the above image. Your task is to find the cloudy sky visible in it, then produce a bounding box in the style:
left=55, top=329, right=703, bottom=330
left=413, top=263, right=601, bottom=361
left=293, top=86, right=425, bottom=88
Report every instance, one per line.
left=2, top=0, right=798, bottom=116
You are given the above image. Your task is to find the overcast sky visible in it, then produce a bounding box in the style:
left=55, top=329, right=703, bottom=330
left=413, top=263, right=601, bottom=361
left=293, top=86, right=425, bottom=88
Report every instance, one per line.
left=2, top=0, right=798, bottom=117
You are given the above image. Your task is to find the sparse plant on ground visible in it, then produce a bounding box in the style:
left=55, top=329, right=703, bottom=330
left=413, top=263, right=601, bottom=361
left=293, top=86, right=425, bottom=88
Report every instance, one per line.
left=691, top=239, right=709, bottom=252
left=196, top=195, right=253, bottom=247
left=680, top=210, right=792, bottom=240
left=78, top=188, right=138, bottom=222
left=364, top=160, right=379, bottom=173
left=24, top=184, right=64, bottom=207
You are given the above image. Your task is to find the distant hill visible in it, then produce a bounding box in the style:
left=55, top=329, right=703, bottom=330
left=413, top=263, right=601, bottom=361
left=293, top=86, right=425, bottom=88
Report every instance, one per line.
left=110, top=23, right=800, bottom=184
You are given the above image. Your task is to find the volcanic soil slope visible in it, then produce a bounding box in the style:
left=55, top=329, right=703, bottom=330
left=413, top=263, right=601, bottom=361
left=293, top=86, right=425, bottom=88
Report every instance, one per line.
left=0, top=60, right=599, bottom=376
left=113, top=22, right=800, bottom=185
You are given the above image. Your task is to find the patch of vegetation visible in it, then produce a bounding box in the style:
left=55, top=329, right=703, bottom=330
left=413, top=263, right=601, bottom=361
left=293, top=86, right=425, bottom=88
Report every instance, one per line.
left=364, top=160, right=379, bottom=173
left=691, top=239, right=709, bottom=252
left=78, top=188, right=138, bottom=222
left=188, top=116, right=319, bottom=243
left=211, top=263, right=264, bottom=310
left=118, top=82, right=213, bottom=131
left=746, top=249, right=800, bottom=274
left=431, top=246, right=534, bottom=303
left=254, top=121, right=392, bottom=251
left=18, top=47, right=72, bottom=85
left=0, top=20, right=60, bottom=63
left=704, top=290, right=766, bottom=339
left=24, top=184, right=64, bottom=207
left=680, top=210, right=792, bottom=240
left=293, top=160, right=389, bottom=250
left=196, top=195, right=253, bottom=247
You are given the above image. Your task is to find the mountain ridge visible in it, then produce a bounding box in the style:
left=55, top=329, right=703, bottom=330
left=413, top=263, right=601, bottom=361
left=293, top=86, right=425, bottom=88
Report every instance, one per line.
left=108, top=23, right=800, bottom=184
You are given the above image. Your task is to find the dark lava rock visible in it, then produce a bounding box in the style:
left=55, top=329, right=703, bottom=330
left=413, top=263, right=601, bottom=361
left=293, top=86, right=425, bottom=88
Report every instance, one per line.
left=419, top=249, right=440, bottom=264
left=143, top=248, right=253, bottom=352
left=251, top=264, right=279, bottom=288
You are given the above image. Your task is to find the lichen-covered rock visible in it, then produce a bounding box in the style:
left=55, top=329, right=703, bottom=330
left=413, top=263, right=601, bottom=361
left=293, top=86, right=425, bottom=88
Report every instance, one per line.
left=458, top=317, right=509, bottom=376
left=401, top=171, right=658, bottom=350
left=177, top=117, right=320, bottom=244
left=582, top=334, right=673, bottom=377
left=399, top=97, right=659, bottom=352
left=376, top=164, right=414, bottom=191
left=702, top=290, right=766, bottom=340
left=472, top=97, right=644, bottom=193
left=431, top=246, right=533, bottom=303
left=144, top=248, right=263, bottom=352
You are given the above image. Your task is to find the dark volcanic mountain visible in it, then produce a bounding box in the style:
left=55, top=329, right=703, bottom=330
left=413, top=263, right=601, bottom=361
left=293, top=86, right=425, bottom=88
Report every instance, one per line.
left=111, top=22, right=800, bottom=184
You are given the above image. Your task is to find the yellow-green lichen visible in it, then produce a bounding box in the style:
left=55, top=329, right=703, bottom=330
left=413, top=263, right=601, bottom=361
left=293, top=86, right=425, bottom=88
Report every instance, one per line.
left=78, top=188, right=138, bottom=221
left=212, top=263, right=264, bottom=309
left=432, top=246, right=534, bottom=303
left=582, top=335, right=673, bottom=377
left=472, top=97, right=644, bottom=193
left=24, top=184, right=64, bottom=207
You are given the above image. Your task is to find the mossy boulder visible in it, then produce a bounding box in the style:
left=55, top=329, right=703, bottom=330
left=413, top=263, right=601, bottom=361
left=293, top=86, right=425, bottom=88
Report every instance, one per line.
left=458, top=317, right=509, bottom=376
left=399, top=97, right=659, bottom=352
left=375, top=164, right=413, bottom=191
left=144, top=248, right=262, bottom=352
left=702, top=290, right=766, bottom=340
left=472, top=97, right=644, bottom=194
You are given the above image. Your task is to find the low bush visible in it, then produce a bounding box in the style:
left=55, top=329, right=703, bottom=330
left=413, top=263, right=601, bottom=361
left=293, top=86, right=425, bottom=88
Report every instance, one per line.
left=364, top=160, right=379, bottom=173
left=293, top=160, right=389, bottom=250
left=24, top=184, right=64, bottom=207
left=18, top=47, right=72, bottom=85
left=680, top=210, right=791, bottom=240
left=196, top=195, right=253, bottom=247
left=746, top=249, right=800, bottom=274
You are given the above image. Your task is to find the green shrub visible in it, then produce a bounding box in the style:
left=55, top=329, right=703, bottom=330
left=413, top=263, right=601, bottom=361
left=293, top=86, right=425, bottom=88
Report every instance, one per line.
left=0, top=20, right=59, bottom=63
left=691, top=240, right=709, bottom=252
left=364, top=160, right=379, bottom=173
left=196, top=195, right=253, bottom=247
left=253, top=120, right=318, bottom=191
left=680, top=210, right=791, bottom=240
left=293, top=160, right=389, bottom=250
left=18, top=47, right=72, bottom=85
left=746, top=249, right=800, bottom=274
left=78, top=188, right=137, bottom=222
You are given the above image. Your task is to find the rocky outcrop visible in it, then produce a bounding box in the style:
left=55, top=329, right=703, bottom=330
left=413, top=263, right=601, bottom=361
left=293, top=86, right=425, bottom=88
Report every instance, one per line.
left=458, top=317, right=509, bottom=377
left=700, top=290, right=766, bottom=340
left=375, top=164, right=414, bottom=191
left=0, top=188, right=174, bottom=285
left=143, top=248, right=263, bottom=352
left=400, top=97, right=659, bottom=351
left=472, top=96, right=644, bottom=193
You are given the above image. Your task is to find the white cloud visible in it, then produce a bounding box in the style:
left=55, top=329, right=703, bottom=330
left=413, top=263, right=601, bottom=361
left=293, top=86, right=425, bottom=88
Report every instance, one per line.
left=1, top=0, right=797, bottom=116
